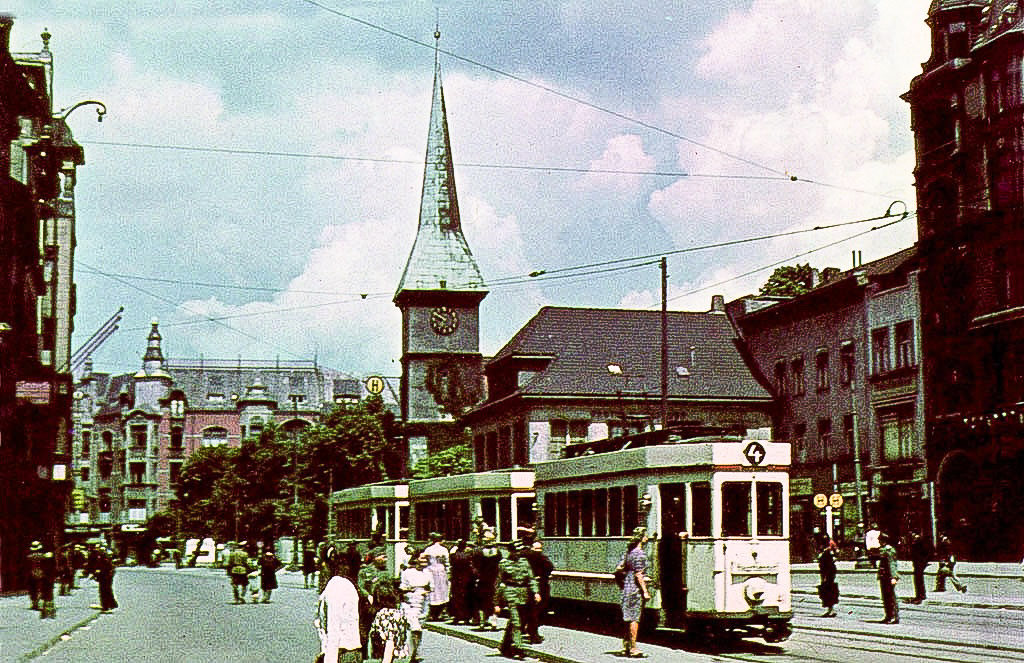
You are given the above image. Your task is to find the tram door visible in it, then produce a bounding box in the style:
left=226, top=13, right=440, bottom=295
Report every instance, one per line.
left=659, top=483, right=687, bottom=626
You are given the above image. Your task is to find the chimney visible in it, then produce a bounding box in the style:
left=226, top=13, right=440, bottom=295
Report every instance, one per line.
left=710, top=294, right=726, bottom=313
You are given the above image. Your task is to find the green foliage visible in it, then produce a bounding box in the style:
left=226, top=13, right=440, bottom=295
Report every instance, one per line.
left=758, top=263, right=840, bottom=297
left=412, top=441, right=474, bottom=478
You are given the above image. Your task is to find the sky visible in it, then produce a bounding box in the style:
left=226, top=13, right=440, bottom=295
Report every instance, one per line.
left=7, top=1, right=933, bottom=381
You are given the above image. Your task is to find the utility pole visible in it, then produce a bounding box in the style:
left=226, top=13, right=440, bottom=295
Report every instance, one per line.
left=661, top=257, right=669, bottom=431
left=289, top=395, right=300, bottom=570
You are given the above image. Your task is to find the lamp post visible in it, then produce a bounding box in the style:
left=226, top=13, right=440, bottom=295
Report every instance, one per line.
left=289, top=395, right=300, bottom=570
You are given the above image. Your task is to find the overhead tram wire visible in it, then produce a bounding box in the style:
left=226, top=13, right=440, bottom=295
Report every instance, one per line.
left=77, top=259, right=311, bottom=361
left=662, top=212, right=915, bottom=306
left=297, top=0, right=901, bottom=200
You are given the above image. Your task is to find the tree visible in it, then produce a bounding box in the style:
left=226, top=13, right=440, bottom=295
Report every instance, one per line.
left=759, top=263, right=840, bottom=297
left=412, top=441, right=474, bottom=478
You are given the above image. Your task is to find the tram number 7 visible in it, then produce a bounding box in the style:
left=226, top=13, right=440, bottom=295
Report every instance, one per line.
left=743, top=441, right=766, bottom=466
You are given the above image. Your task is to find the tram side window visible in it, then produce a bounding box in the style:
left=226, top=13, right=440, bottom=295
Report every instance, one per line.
left=594, top=488, right=608, bottom=537
left=722, top=482, right=752, bottom=537
left=757, top=482, right=784, bottom=537
left=555, top=492, right=568, bottom=536
left=482, top=498, right=497, bottom=536
left=624, top=487, right=638, bottom=535
left=581, top=491, right=594, bottom=536
left=499, top=497, right=512, bottom=542
left=567, top=491, right=580, bottom=536
left=691, top=482, right=711, bottom=536
left=517, top=496, right=536, bottom=534
left=608, top=487, right=623, bottom=536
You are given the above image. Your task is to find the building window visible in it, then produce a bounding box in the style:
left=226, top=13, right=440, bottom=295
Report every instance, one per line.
left=81, top=431, right=91, bottom=456
left=169, top=461, right=182, bottom=485
left=201, top=427, right=228, bottom=448
left=793, top=422, right=807, bottom=464
left=248, top=417, right=264, bottom=439
left=170, top=426, right=183, bottom=449
left=569, top=421, right=589, bottom=445
left=881, top=411, right=915, bottom=462
left=130, top=424, right=147, bottom=449
left=895, top=322, right=915, bottom=369
left=872, top=328, right=891, bottom=375
left=842, top=414, right=855, bottom=459
left=816, top=350, right=830, bottom=392
left=774, top=360, right=787, bottom=396
left=840, top=342, right=855, bottom=385
left=128, top=499, right=147, bottom=522
left=80, top=466, right=90, bottom=481
left=818, top=418, right=832, bottom=462
left=129, top=461, right=146, bottom=484
left=170, top=399, right=185, bottom=418
left=102, top=431, right=113, bottom=452
left=791, top=357, right=805, bottom=396
left=550, top=420, right=567, bottom=460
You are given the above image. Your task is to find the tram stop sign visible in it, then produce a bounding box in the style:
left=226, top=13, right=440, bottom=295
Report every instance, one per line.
left=813, top=493, right=828, bottom=509
left=365, top=375, right=386, bottom=395
left=829, top=493, right=844, bottom=509
left=742, top=441, right=767, bottom=466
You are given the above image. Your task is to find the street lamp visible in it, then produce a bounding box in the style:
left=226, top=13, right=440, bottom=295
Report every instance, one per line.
left=288, top=395, right=300, bottom=570
left=55, top=100, right=107, bottom=124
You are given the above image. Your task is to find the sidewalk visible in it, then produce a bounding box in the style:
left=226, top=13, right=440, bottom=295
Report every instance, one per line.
left=1, top=576, right=108, bottom=662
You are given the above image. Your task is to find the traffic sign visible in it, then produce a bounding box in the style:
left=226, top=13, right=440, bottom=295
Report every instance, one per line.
left=829, top=493, right=844, bottom=509
left=813, top=493, right=828, bottom=509
left=365, top=375, right=386, bottom=395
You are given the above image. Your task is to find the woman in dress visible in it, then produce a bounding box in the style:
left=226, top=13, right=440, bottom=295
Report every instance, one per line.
left=620, top=527, right=650, bottom=659
left=370, top=577, right=410, bottom=663
left=259, top=549, right=282, bottom=603
left=423, top=532, right=451, bottom=620
left=817, top=538, right=839, bottom=617
left=399, top=551, right=433, bottom=663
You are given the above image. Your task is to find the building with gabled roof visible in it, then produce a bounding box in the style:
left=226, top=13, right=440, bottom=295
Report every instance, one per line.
left=461, top=303, right=774, bottom=472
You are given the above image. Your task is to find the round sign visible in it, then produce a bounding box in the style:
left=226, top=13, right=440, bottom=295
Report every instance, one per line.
left=829, top=493, right=844, bottom=509
left=813, top=493, right=828, bottom=509
left=365, top=375, right=386, bottom=395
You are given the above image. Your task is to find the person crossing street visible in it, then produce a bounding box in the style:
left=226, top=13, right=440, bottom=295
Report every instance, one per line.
left=497, top=540, right=540, bottom=661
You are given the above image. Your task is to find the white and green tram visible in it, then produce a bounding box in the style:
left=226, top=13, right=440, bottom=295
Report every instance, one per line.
left=535, top=431, right=792, bottom=642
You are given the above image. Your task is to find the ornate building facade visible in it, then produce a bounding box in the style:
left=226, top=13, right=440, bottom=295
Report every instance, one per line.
left=904, top=0, right=1024, bottom=559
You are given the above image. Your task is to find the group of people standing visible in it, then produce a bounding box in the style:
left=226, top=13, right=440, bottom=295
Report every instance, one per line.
left=26, top=540, right=117, bottom=619
left=314, top=526, right=556, bottom=663
left=815, top=524, right=968, bottom=625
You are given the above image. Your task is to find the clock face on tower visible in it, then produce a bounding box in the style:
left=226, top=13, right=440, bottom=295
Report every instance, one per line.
left=430, top=306, right=459, bottom=335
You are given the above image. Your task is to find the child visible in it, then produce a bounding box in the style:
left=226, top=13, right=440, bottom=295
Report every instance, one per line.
left=370, top=577, right=409, bottom=663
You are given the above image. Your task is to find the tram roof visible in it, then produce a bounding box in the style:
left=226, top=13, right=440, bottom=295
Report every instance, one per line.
left=408, top=469, right=534, bottom=497
left=534, top=437, right=791, bottom=483
left=330, top=480, right=408, bottom=506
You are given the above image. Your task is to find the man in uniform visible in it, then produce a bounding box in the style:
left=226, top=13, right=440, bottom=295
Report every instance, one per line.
left=357, top=547, right=389, bottom=659
left=226, top=541, right=252, bottom=604
left=877, top=532, right=900, bottom=624
left=497, top=540, right=540, bottom=660
left=27, top=541, right=45, bottom=611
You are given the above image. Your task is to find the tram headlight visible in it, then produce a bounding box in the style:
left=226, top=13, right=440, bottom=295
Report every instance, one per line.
left=743, top=577, right=768, bottom=606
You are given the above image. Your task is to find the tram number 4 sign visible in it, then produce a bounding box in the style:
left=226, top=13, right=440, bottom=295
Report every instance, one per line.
left=743, top=441, right=767, bottom=466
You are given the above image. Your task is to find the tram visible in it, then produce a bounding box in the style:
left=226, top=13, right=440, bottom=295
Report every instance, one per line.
left=535, top=428, right=792, bottom=642
left=331, top=480, right=409, bottom=570
left=408, top=469, right=535, bottom=545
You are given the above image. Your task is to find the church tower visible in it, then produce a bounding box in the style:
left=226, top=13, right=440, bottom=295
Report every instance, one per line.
left=394, top=30, right=488, bottom=465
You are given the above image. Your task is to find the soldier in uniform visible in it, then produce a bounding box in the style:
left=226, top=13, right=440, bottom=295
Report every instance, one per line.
left=358, top=547, right=390, bottom=659
left=226, top=541, right=252, bottom=604
left=497, top=540, right=540, bottom=660
left=877, top=532, right=900, bottom=624
left=27, top=541, right=45, bottom=611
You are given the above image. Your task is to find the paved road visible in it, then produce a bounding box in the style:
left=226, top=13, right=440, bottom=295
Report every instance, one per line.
left=4, top=562, right=1023, bottom=662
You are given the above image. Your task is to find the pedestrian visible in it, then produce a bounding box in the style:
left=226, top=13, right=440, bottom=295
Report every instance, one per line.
left=319, top=542, right=338, bottom=594
left=27, top=540, right=46, bottom=611
left=423, top=532, right=451, bottom=621
left=877, top=532, right=900, bottom=624
left=370, top=577, right=410, bottom=663
left=226, top=541, right=252, bottom=604
left=357, top=547, right=389, bottom=659
left=909, top=532, right=932, bottom=603
left=315, top=552, right=363, bottom=663
left=89, top=546, right=118, bottom=612
left=524, top=539, right=554, bottom=643
left=303, top=544, right=318, bottom=589
left=259, top=549, right=283, bottom=603
left=934, top=535, right=967, bottom=593
left=497, top=540, right=540, bottom=660
left=448, top=539, right=475, bottom=625
left=473, top=529, right=502, bottom=631
left=343, top=541, right=363, bottom=579
left=57, top=544, right=74, bottom=596
left=399, top=551, right=433, bottom=663
left=817, top=537, right=839, bottom=617
left=619, top=527, right=651, bottom=658
left=864, top=523, right=881, bottom=568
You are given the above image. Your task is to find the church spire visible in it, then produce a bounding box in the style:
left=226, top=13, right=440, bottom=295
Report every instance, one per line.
left=394, top=28, right=487, bottom=304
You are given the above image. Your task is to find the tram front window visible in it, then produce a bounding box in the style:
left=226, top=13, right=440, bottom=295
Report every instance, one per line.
left=757, top=482, right=784, bottom=536
left=721, top=482, right=752, bottom=537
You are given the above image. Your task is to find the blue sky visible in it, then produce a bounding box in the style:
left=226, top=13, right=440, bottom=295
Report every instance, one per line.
left=7, top=1, right=931, bottom=380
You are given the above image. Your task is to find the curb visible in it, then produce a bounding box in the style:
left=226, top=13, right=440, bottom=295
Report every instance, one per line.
left=19, top=609, right=104, bottom=662
left=423, top=621, right=581, bottom=663
left=792, top=588, right=1024, bottom=612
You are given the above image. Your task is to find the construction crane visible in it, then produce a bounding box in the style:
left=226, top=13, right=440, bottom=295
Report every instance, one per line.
left=68, top=307, right=123, bottom=377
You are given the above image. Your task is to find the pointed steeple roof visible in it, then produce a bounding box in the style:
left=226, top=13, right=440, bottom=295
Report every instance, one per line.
left=395, top=31, right=487, bottom=305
